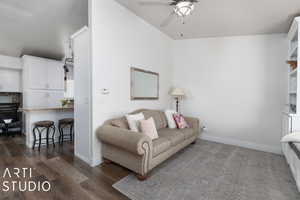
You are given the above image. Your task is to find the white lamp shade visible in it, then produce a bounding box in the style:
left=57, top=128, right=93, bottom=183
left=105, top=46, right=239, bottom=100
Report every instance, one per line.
left=170, top=88, right=185, bottom=97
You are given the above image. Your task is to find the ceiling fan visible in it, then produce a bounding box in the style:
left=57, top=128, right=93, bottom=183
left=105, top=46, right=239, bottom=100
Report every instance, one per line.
left=139, top=0, right=199, bottom=27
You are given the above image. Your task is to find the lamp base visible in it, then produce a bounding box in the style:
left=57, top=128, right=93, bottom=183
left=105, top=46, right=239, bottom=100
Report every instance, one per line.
left=176, top=98, right=179, bottom=113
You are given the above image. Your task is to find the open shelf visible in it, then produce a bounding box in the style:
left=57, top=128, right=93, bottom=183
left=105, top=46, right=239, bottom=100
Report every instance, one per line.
left=287, top=17, right=299, bottom=115
left=289, top=45, right=298, bottom=59
left=290, top=68, right=297, bottom=76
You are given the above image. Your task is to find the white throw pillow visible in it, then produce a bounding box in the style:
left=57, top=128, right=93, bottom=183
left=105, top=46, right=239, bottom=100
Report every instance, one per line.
left=281, top=132, right=300, bottom=143
left=164, top=110, right=177, bottom=129
left=125, top=113, right=145, bottom=132
left=139, top=117, right=159, bottom=140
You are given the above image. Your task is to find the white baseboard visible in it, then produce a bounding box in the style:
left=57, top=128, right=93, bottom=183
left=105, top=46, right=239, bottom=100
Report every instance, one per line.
left=75, top=152, right=93, bottom=166
left=91, top=158, right=102, bottom=167
left=200, top=133, right=282, bottom=155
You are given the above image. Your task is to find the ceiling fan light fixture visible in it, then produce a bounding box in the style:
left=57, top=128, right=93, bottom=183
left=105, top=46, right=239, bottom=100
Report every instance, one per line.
left=174, top=1, right=195, bottom=17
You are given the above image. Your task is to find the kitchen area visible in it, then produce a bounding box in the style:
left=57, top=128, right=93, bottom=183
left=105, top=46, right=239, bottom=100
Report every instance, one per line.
left=0, top=0, right=92, bottom=167
left=0, top=54, right=74, bottom=149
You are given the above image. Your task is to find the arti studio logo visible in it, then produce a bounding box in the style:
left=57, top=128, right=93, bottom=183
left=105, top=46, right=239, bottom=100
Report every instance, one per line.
left=1, top=168, right=51, bottom=192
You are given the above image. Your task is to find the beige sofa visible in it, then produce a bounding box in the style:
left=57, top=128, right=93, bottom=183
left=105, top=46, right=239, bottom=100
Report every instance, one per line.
left=97, top=109, right=200, bottom=180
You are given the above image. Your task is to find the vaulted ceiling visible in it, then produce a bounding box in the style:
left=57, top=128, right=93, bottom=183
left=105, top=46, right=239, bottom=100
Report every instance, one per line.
left=1, top=0, right=299, bottom=59
left=115, top=0, right=300, bottom=39
left=0, top=0, right=88, bottom=60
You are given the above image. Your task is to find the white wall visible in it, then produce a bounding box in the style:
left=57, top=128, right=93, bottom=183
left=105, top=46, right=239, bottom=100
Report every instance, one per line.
left=0, top=54, right=22, bottom=70
left=89, top=1, right=288, bottom=166
left=72, top=27, right=93, bottom=165
left=90, top=0, right=173, bottom=165
left=172, top=34, right=288, bottom=154
left=0, top=55, right=22, bottom=92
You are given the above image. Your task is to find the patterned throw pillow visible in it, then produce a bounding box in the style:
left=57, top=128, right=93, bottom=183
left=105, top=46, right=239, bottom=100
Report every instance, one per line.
left=172, top=114, right=189, bottom=129
left=139, top=117, right=159, bottom=140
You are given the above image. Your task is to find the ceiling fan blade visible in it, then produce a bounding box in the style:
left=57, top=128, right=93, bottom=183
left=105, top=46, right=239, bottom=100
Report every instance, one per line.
left=160, top=11, right=176, bottom=27
left=139, top=1, right=171, bottom=6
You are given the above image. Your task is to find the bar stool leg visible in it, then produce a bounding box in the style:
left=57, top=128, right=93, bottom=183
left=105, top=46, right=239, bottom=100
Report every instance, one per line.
left=46, top=127, right=49, bottom=147
left=4, top=125, right=8, bottom=137
left=38, top=128, right=42, bottom=151
left=60, top=126, right=64, bottom=144
left=70, top=124, right=73, bottom=142
left=51, top=125, right=56, bottom=147
left=58, top=124, right=61, bottom=144
left=32, top=127, right=37, bottom=150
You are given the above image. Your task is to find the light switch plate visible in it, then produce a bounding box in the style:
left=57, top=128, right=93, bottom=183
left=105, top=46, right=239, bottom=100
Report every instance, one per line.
left=101, top=88, right=109, bottom=95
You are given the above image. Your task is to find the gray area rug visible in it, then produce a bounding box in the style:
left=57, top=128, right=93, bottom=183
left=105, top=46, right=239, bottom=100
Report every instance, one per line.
left=113, top=139, right=300, bottom=200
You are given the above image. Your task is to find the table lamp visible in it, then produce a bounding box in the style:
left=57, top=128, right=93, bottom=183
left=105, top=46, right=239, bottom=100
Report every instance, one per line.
left=170, top=88, right=185, bottom=113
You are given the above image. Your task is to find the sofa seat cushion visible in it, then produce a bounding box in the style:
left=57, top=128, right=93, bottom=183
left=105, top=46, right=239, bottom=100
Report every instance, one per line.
left=153, top=137, right=171, bottom=157
left=178, top=128, right=195, bottom=140
left=158, top=128, right=185, bottom=146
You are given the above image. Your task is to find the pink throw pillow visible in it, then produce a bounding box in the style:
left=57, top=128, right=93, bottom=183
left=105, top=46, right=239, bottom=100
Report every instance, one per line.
left=139, top=117, right=159, bottom=140
left=173, top=114, right=189, bottom=129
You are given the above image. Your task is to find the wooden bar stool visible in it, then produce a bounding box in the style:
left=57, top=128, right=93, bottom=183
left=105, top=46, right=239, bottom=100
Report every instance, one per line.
left=32, top=121, right=56, bottom=151
left=58, top=118, right=74, bottom=144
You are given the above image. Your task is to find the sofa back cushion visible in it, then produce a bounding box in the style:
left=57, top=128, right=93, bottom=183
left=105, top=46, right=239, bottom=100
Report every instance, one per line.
left=130, top=109, right=167, bottom=130
left=125, top=113, right=145, bottom=132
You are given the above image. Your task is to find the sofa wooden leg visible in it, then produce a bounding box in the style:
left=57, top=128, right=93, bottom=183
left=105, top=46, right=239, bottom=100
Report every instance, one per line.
left=103, top=158, right=112, bottom=164
left=191, top=140, right=196, bottom=144
left=136, top=174, right=147, bottom=181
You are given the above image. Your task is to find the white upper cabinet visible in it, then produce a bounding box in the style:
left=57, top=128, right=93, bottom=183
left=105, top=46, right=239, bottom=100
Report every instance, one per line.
left=0, top=55, right=22, bottom=70
left=27, top=57, right=48, bottom=90
left=23, top=55, right=64, bottom=91
left=0, top=55, right=22, bottom=92
left=0, top=69, right=21, bottom=92
left=47, top=61, right=64, bottom=90
left=22, top=55, right=65, bottom=108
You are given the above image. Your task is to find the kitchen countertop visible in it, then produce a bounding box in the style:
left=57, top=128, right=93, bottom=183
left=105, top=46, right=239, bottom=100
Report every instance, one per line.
left=20, top=107, right=74, bottom=112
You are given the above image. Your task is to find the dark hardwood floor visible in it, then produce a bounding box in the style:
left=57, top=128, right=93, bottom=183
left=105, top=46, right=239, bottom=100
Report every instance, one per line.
left=0, top=135, right=130, bottom=200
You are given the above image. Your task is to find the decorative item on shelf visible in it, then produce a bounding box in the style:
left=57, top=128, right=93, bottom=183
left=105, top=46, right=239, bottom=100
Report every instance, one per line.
left=170, top=88, right=185, bottom=113
left=60, top=99, right=73, bottom=108
left=291, top=104, right=297, bottom=114
left=287, top=60, right=297, bottom=70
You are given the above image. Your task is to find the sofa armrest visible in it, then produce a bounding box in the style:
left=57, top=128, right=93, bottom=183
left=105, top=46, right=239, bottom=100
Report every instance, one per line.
left=184, top=116, right=200, bottom=135
left=97, top=125, right=152, bottom=156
